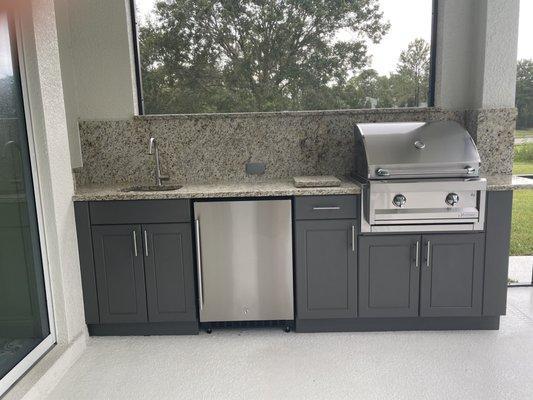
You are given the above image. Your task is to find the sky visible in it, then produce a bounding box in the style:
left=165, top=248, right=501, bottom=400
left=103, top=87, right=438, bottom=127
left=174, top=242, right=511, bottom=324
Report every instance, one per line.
left=134, top=0, right=532, bottom=75
left=0, top=13, right=13, bottom=80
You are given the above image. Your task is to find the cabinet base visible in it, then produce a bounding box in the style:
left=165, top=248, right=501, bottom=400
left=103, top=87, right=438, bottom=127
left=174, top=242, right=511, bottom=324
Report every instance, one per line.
left=88, top=321, right=199, bottom=336
left=295, top=316, right=500, bottom=333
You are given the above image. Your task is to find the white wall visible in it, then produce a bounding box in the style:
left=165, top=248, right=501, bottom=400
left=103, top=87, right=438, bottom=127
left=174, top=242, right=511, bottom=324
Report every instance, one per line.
left=54, top=0, right=138, bottom=167
left=435, top=0, right=520, bottom=109
left=18, top=0, right=86, bottom=346
left=475, top=0, right=520, bottom=108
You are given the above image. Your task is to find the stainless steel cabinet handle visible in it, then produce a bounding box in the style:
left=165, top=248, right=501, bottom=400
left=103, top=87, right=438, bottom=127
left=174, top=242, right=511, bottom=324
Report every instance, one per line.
left=426, top=241, right=431, bottom=267
left=194, top=219, right=204, bottom=310
left=415, top=241, right=420, bottom=267
left=144, top=230, right=149, bottom=257
left=313, top=206, right=341, bottom=211
left=132, top=230, right=138, bottom=257
left=351, top=225, right=355, bottom=252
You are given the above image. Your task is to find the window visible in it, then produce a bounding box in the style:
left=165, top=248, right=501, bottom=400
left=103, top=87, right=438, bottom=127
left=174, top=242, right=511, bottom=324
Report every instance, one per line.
left=132, top=0, right=436, bottom=115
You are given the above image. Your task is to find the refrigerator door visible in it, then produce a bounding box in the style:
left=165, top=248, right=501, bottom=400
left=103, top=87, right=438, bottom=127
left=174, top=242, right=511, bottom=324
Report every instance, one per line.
left=194, top=200, right=293, bottom=322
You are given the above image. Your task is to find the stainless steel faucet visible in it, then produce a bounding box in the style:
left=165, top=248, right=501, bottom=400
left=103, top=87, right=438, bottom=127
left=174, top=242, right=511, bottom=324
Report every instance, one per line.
left=148, top=137, right=169, bottom=186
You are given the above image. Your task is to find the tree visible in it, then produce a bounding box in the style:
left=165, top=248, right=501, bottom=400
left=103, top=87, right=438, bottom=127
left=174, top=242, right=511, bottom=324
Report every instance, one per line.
left=516, top=59, right=533, bottom=129
left=139, top=0, right=390, bottom=114
left=393, top=38, right=430, bottom=107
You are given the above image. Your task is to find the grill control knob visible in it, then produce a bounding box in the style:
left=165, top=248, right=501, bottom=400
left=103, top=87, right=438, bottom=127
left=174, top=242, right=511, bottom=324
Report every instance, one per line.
left=392, top=194, right=407, bottom=208
left=446, top=193, right=459, bottom=206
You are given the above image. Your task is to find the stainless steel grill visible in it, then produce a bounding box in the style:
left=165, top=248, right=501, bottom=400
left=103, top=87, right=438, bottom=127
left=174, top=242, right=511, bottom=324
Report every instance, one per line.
left=354, top=121, right=486, bottom=233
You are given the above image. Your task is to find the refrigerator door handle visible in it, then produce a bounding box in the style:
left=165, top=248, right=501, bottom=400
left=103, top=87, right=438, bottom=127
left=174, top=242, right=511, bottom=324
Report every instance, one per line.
left=194, top=219, right=204, bottom=310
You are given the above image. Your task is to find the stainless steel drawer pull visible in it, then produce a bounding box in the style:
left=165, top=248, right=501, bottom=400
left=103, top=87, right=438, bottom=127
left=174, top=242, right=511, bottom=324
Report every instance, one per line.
left=351, top=225, right=355, bottom=252
left=144, top=230, right=149, bottom=257
left=312, top=206, right=341, bottom=211
left=132, top=230, right=138, bottom=257
left=415, top=241, right=420, bottom=267
left=194, top=219, right=204, bottom=310
left=426, top=241, right=431, bottom=267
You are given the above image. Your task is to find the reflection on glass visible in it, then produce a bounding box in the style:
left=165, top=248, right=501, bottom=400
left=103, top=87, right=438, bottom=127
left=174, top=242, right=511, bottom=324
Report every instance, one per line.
left=0, top=12, right=50, bottom=380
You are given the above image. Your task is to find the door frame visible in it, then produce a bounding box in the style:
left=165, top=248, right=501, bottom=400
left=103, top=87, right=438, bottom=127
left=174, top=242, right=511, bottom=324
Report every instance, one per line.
left=0, top=13, right=57, bottom=397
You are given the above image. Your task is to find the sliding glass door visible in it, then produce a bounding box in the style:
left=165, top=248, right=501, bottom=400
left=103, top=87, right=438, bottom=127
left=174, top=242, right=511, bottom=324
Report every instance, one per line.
left=0, top=10, right=55, bottom=396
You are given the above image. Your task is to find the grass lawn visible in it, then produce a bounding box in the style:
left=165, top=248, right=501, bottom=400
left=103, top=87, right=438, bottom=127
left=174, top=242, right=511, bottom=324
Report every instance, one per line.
left=511, top=142, right=533, bottom=256
left=515, top=129, right=533, bottom=139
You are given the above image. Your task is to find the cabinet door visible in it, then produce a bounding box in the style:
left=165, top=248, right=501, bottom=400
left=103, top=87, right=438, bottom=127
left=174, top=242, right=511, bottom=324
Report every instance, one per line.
left=92, top=225, right=147, bottom=323
left=359, top=235, right=420, bottom=317
left=143, top=224, right=196, bottom=322
left=295, top=220, right=357, bottom=319
left=420, top=233, right=484, bottom=317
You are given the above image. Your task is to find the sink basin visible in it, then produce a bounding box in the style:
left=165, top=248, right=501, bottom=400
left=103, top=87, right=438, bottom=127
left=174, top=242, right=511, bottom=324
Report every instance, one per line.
left=121, top=185, right=182, bottom=192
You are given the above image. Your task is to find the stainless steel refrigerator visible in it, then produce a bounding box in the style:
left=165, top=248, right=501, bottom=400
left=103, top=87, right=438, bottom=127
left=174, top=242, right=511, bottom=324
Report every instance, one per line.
left=193, top=200, right=294, bottom=322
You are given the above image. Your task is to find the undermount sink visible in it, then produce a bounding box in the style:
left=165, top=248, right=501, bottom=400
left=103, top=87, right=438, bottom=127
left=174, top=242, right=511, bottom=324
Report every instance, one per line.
left=121, top=185, right=182, bottom=192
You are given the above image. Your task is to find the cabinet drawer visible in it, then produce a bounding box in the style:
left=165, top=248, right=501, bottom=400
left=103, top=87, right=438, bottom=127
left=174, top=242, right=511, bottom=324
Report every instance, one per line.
left=89, top=200, right=191, bottom=225
left=294, top=195, right=358, bottom=220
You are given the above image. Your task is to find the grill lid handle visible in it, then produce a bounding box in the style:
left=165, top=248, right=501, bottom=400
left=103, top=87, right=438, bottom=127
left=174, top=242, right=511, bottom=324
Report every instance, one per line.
left=375, top=166, right=476, bottom=177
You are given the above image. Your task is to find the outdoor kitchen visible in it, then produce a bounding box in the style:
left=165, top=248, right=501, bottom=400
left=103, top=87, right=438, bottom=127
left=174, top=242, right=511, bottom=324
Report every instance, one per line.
left=1, top=1, right=532, bottom=399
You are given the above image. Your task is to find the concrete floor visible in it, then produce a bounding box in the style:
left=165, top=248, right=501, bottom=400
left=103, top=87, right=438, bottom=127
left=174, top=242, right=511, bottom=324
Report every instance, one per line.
left=508, top=256, right=533, bottom=284
left=47, top=288, right=533, bottom=400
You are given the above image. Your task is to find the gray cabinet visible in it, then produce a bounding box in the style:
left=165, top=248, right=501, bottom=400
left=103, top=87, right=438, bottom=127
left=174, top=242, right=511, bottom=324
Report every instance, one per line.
left=92, top=223, right=196, bottom=325
left=143, top=224, right=196, bottom=322
left=359, top=235, right=420, bottom=317
left=92, top=225, right=148, bottom=324
left=295, top=219, right=357, bottom=319
left=420, top=233, right=485, bottom=317
left=359, top=233, right=485, bottom=318
left=76, top=200, right=198, bottom=334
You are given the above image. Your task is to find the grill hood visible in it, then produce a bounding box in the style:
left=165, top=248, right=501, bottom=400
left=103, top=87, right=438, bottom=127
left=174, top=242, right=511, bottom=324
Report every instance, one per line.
left=354, top=121, right=481, bottom=180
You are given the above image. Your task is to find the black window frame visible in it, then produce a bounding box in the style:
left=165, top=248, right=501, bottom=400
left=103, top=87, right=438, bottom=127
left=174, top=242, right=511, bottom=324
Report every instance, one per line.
left=130, top=0, right=438, bottom=115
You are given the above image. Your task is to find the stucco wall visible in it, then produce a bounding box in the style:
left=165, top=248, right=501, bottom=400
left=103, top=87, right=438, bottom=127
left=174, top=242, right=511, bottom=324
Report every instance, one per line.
left=18, top=0, right=86, bottom=345
left=435, top=0, right=520, bottom=109
left=53, top=0, right=138, bottom=168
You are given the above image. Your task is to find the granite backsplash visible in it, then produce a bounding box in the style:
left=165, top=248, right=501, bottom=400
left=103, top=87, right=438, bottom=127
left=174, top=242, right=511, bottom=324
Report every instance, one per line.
left=73, top=107, right=515, bottom=187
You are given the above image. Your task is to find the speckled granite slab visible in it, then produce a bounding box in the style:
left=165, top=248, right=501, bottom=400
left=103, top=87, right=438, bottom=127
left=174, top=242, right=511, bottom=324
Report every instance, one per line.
left=74, top=107, right=464, bottom=187
left=465, top=108, right=517, bottom=175
left=293, top=175, right=341, bottom=188
left=483, top=174, right=533, bottom=191
left=73, top=180, right=361, bottom=201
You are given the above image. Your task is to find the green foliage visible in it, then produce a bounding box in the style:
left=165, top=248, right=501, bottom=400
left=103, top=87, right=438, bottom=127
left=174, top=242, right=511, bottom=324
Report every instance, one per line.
left=514, top=143, right=533, bottom=163
left=139, top=1, right=434, bottom=114
left=516, top=59, right=533, bottom=129
left=511, top=147, right=532, bottom=256
left=510, top=189, right=533, bottom=256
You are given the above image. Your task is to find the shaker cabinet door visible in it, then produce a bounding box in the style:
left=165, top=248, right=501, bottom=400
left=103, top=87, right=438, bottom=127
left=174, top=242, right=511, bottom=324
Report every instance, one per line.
left=295, top=220, right=357, bottom=319
left=359, top=235, right=420, bottom=317
left=143, top=223, right=196, bottom=322
left=92, top=225, right=147, bottom=323
left=420, top=233, right=485, bottom=317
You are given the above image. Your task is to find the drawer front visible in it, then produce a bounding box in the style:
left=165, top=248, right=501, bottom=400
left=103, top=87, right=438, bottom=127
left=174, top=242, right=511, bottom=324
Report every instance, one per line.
left=294, top=195, right=358, bottom=220
left=89, top=200, right=191, bottom=225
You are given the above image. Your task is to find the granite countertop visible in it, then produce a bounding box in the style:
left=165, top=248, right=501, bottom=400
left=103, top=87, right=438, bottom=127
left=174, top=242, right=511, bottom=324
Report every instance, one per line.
left=73, top=175, right=532, bottom=202
left=73, top=179, right=362, bottom=201
left=483, top=174, right=533, bottom=191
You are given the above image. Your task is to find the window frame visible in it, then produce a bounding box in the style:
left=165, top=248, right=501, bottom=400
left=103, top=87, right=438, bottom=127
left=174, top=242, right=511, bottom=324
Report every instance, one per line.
left=130, top=0, right=438, bottom=115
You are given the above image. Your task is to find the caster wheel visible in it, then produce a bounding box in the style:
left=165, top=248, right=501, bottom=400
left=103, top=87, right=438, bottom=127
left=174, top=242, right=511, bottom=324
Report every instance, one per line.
left=206, top=328, right=213, bottom=334
left=284, top=326, right=291, bottom=333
